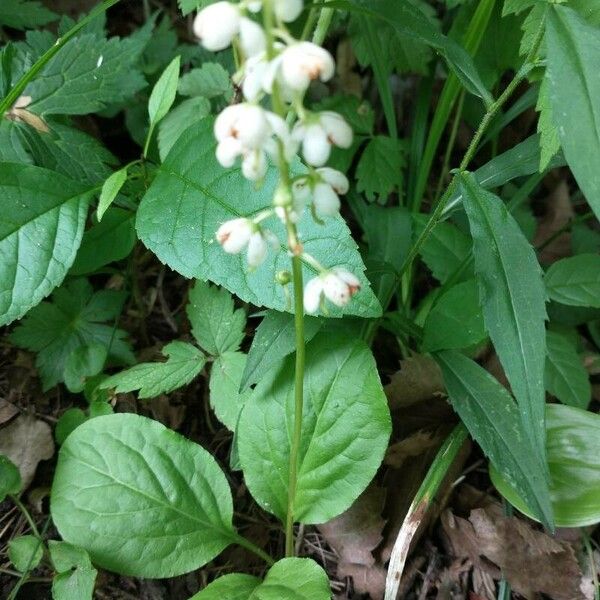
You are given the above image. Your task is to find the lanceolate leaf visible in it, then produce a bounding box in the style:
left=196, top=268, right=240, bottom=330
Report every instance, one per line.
left=51, top=414, right=236, bottom=577
left=0, top=163, right=93, bottom=326
left=148, top=55, right=181, bottom=127
left=544, top=254, right=600, bottom=308
left=435, top=350, right=553, bottom=530
left=238, top=332, right=391, bottom=524
left=460, top=172, right=548, bottom=466
left=136, top=119, right=380, bottom=318
left=546, top=6, right=600, bottom=220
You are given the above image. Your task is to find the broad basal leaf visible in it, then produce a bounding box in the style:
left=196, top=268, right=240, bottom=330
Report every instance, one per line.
left=0, top=0, right=57, bottom=29
left=0, top=163, right=93, bottom=326
left=100, top=341, right=206, bottom=399
left=545, top=330, right=591, bottom=409
left=51, top=413, right=236, bottom=577
left=491, top=404, right=600, bottom=527
left=10, top=279, right=133, bottom=390
left=544, top=254, right=600, bottom=308
left=546, top=6, right=600, bottom=220
left=136, top=119, right=381, bottom=318
left=50, top=542, right=97, bottom=600
left=240, top=310, right=322, bottom=392
left=460, top=172, right=548, bottom=469
left=191, top=558, right=330, bottom=600
left=186, top=279, right=246, bottom=356
left=435, top=350, right=553, bottom=530
left=238, top=331, right=391, bottom=524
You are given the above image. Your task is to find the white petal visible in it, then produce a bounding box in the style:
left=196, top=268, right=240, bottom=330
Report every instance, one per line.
left=313, top=182, right=340, bottom=217
left=216, top=218, right=252, bottom=254
left=316, top=167, right=349, bottom=194
left=247, top=0, right=262, bottom=12
left=215, top=103, right=270, bottom=149
left=239, top=17, right=266, bottom=58
left=322, top=272, right=351, bottom=307
left=216, top=137, right=243, bottom=167
left=280, top=42, right=335, bottom=92
left=242, top=149, right=268, bottom=180
left=332, top=267, right=360, bottom=291
left=301, top=123, right=330, bottom=166
left=193, top=2, right=240, bottom=51
left=214, top=104, right=242, bottom=141
left=247, top=231, right=268, bottom=267
left=242, top=55, right=268, bottom=100
left=275, top=0, right=304, bottom=22
left=303, top=277, right=324, bottom=314
left=320, top=111, right=353, bottom=148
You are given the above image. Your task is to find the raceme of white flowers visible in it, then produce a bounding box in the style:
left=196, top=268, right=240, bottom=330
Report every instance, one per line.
left=194, top=0, right=361, bottom=313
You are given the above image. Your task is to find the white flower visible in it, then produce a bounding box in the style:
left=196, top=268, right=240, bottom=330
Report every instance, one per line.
left=216, top=218, right=253, bottom=254
left=239, top=17, right=266, bottom=58
left=247, top=0, right=303, bottom=23
left=193, top=2, right=240, bottom=51
left=303, top=267, right=361, bottom=313
left=241, top=149, right=268, bottom=180
left=278, top=42, right=335, bottom=92
left=215, top=103, right=270, bottom=149
left=317, top=167, right=349, bottom=195
left=293, top=111, right=353, bottom=166
left=247, top=231, right=268, bottom=267
left=313, top=167, right=348, bottom=218
left=242, top=53, right=270, bottom=101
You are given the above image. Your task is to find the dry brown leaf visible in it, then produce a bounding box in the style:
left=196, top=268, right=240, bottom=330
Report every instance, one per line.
left=385, top=430, right=444, bottom=469
left=441, top=506, right=593, bottom=600
left=338, top=563, right=387, bottom=599
left=0, top=414, right=54, bottom=490
left=385, top=354, right=445, bottom=411
left=0, top=399, right=18, bottom=425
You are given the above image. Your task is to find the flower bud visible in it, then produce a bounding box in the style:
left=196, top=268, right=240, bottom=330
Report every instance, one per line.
left=322, top=267, right=361, bottom=306
left=193, top=2, right=240, bottom=51
left=313, top=182, right=340, bottom=217
left=241, top=149, right=268, bottom=181
left=317, top=167, right=349, bottom=195
left=303, top=276, right=324, bottom=314
left=293, top=111, right=353, bottom=166
left=247, top=231, right=268, bottom=267
left=214, top=103, right=270, bottom=149
left=216, top=218, right=253, bottom=254
left=276, top=270, right=292, bottom=285
left=279, top=42, right=335, bottom=92
left=247, top=0, right=303, bottom=22
left=239, top=17, right=266, bottom=58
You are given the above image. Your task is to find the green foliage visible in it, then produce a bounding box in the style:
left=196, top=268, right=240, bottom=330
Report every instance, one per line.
left=186, top=279, right=246, bottom=356
left=460, top=173, right=548, bottom=469
left=0, top=0, right=57, bottom=30
left=238, top=332, right=391, bottom=523
left=11, top=278, right=133, bottom=390
left=148, top=55, right=181, bottom=128
left=0, top=455, right=22, bottom=501
left=50, top=542, right=97, bottom=600
left=536, top=77, right=560, bottom=171
left=51, top=414, right=236, bottom=577
left=435, top=350, right=553, bottom=529
left=97, top=167, right=128, bottom=220
left=100, top=341, right=206, bottom=399
left=356, top=136, right=405, bottom=201
left=544, top=254, right=600, bottom=308
left=178, top=62, right=232, bottom=99
left=136, top=119, right=381, bottom=318
left=9, top=535, right=43, bottom=572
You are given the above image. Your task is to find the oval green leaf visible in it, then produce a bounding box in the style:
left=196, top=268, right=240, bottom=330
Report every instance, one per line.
left=544, top=254, right=600, bottom=308
left=51, top=413, right=236, bottom=577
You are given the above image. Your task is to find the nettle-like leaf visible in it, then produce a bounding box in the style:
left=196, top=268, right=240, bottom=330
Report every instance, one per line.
left=186, top=279, right=246, bottom=356
left=238, top=331, right=391, bottom=524
left=0, top=0, right=57, bottom=30
left=460, top=173, right=548, bottom=468
left=136, top=118, right=381, bottom=318
left=0, top=162, right=93, bottom=326
left=178, top=62, right=233, bottom=99
left=547, top=6, right=600, bottom=221
left=25, top=31, right=149, bottom=116
left=536, top=77, right=560, bottom=171
left=356, top=136, right=405, bottom=202
left=545, top=330, right=591, bottom=409
left=100, top=341, right=206, bottom=399
left=10, top=279, right=134, bottom=390
left=51, top=414, right=237, bottom=577
left=435, top=350, right=553, bottom=530
left=544, top=254, right=600, bottom=308
left=191, top=558, right=330, bottom=599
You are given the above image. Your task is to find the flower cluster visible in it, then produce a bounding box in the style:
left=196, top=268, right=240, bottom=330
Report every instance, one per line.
left=195, top=0, right=361, bottom=313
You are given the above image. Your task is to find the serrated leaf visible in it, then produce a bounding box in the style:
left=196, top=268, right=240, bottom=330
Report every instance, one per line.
left=11, top=279, right=133, bottom=390
left=0, top=163, right=92, bottom=326
left=51, top=414, right=236, bottom=577
left=546, top=6, right=600, bottom=220
left=356, top=136, right=405, bottom=202
left=190, top=558, right=330, bottom=599
left=0, top=455, right=22, bottom=501
left=149, top=55, right=181, bottom=127
left=178, top=62, right=232, bottom=99
left=238, top=332, right=391, bottom=523
left=186, top=279, right=246, bottom=356
left=536, top=77, right=560, bottom=171
left=422, top=279, right=486, bottom=352
left=240, top=311, right=322, bottom=392
left=25, top=32, right=148, bottom=116
left=544, top=254, right=600, bottom=308
left=100, top=341, right=206, bottom=399
left=545, top=330, right=591, bottom=409
left=0, top=0, right=57, bottom=30
left=460, top=172, right=548, bottom=466
left=435, top=350, right=553, bottom=529
left=9, top=535, right=43, bottom=572
left=158, top=97, right=210, bottom=161
left=70, top=207, right=136, bottom=275
left=209, top=351, right=252, bottom=431
left=503, top=0, right=539, bottom=16
left=97, top=168, right=128, bottom=220
left=136, top=119, right=381, bottom=318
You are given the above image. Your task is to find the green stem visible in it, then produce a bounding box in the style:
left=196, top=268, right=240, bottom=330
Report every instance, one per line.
left=0, top=0, right=121, bottom=115
left=233, top=534, right=275, bottom=566
left=311, top=1, right=335, bottom=45
left=10, top=495, right=41, bottom=539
